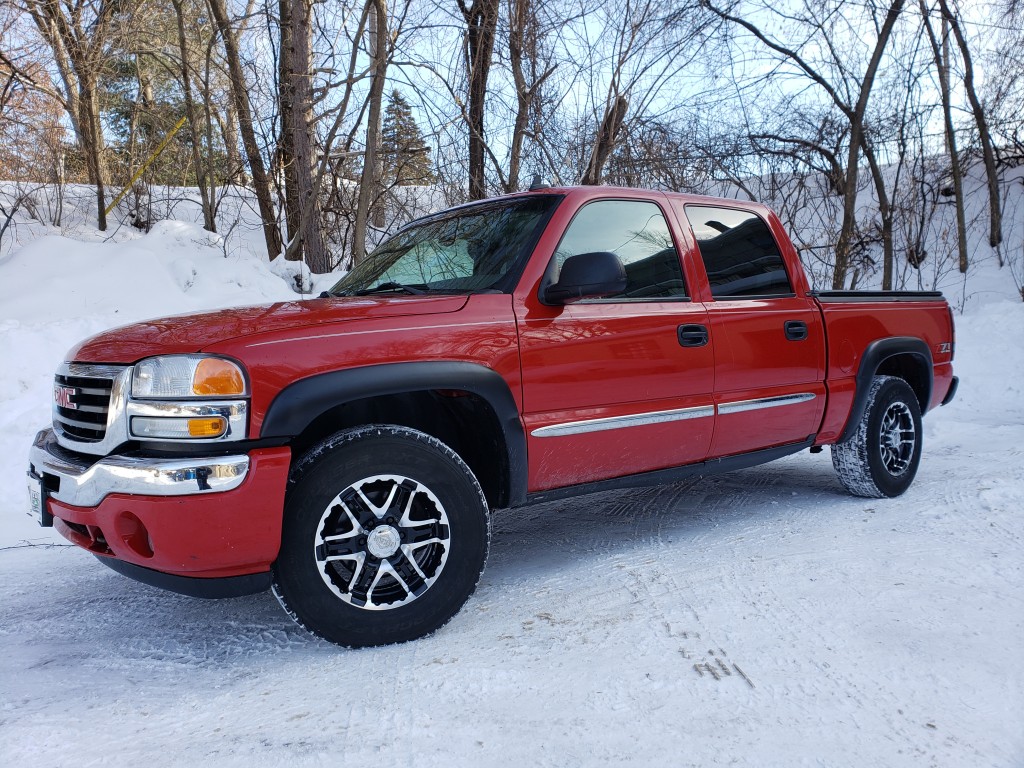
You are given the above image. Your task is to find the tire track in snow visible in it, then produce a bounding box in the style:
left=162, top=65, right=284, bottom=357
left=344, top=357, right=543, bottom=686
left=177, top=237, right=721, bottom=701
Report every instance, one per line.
left=727, top=571, right=990, bottom=765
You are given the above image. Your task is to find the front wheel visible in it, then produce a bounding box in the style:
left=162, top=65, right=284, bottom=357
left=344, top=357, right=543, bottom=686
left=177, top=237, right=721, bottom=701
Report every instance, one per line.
left=273, top=425, right=489, bottom=647
left=831, top=375, right=923, bottom=498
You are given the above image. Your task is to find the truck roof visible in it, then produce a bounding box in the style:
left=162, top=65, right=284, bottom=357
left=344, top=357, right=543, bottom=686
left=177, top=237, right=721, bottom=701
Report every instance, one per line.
left=409, top=185, right=774, bottom=228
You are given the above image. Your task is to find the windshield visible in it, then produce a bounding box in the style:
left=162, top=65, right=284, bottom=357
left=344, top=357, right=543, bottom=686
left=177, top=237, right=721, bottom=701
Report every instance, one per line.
left=329, top=195, right=560, bottom=296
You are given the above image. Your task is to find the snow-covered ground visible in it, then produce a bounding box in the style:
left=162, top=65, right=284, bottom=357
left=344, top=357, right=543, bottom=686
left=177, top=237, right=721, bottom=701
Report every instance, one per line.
left=1, top=185, right=1022, bottom=766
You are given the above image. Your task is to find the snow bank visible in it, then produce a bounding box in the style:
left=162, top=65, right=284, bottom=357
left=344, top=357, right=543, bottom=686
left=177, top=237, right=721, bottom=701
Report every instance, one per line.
left=0, top=219, right=302, bottom=548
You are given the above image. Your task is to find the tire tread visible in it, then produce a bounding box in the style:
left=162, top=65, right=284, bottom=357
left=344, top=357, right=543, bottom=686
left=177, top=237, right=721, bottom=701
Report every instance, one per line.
left=831, top=375, right=922, bottom=499
left=272, top=424, right=490, bottom=647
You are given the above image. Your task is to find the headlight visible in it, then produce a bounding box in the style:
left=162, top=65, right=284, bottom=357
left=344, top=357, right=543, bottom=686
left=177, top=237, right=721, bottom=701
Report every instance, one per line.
left=132, top=355, right=248, bottom=399
left=127, top=356, right=248, bottom=441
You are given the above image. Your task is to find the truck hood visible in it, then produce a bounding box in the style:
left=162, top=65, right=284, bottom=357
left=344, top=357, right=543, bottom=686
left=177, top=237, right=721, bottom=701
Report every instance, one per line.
left=66, top=295, right=470, bottom=364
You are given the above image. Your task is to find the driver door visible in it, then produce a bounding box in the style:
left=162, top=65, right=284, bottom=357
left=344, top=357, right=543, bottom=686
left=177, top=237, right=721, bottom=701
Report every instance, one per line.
left=516, top=196, right=716, bottom=491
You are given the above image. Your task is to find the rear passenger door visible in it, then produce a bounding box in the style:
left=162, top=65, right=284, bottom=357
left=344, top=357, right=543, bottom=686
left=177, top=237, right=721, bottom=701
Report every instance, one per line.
left=680, top=204, right=826, bottom=458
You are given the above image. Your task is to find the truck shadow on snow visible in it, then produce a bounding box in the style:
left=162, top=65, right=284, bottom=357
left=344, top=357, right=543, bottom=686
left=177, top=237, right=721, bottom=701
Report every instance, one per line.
left=486, top=456, right=843, bottom=577
left=24, top=456, right=846, bottom=661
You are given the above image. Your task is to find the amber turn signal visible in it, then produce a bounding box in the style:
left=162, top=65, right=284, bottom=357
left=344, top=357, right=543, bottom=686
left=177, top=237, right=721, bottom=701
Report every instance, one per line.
left=187, top=417, right=228, bottom=437
left=192, top=358, right=246, bottom=396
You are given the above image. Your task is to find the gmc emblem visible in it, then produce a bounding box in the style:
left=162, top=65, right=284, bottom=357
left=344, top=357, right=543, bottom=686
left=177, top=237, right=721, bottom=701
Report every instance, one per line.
left=54, top=385, right=79, bottom=410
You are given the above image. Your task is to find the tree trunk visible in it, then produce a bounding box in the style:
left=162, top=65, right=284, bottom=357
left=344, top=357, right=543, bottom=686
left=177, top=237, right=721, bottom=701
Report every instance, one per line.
left=223, top=101, right=244, bottom=184
left=507, top=101, right=528, bottom=193
left=863, top=144, right=894, bottom=289
left=507, top=0, right=529, bottom=193
left=937, top=0, right=1001, bottom=250
left=353, top=0, right=388, bottom=265
left=831, top=1, right=904, bottom=288
left=506, top=0, right=554, bottom=193
left=206, top=0, right=282, bottom=258
left=460, top=0, right=499, bottom=200
left=26, top=1, right=112, bottom=231
left=78, top=77, right=108, bottom=231
left=582, top=94, right=628, bottom=185
left=279, top=0, right=301, bottom=255
left=922, top=2, right=969, bottom=273
left=172, top=0, right=216, bottom=232
left=283, top=0, right=329, bottom=271
left=201, top=47, right=221, bottom=232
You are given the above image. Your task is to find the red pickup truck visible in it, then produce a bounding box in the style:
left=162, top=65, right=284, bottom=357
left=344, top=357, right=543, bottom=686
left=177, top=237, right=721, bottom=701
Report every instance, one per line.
left=28, top=186, right=957, bottom=647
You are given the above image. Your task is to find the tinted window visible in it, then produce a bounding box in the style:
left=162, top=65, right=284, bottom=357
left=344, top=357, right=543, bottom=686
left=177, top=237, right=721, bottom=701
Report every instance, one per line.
left=685, top=206, right=793, bottom=298
left=553, top=200, right=687, bottom=299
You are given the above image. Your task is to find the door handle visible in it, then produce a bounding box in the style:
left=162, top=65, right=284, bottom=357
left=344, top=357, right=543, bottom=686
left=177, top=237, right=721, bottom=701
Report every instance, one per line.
left=784, top=320, right=808, bottom=341
left=677, top=324, right=709, bottom=347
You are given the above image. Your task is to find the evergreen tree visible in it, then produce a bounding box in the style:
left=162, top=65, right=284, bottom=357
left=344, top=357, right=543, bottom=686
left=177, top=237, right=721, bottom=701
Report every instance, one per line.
left=381, top=90, right=434, bottom=186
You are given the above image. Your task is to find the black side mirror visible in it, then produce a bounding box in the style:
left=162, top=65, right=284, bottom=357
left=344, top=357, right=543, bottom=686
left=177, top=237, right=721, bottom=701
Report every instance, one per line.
left=543, top=251, right=626, bottom=305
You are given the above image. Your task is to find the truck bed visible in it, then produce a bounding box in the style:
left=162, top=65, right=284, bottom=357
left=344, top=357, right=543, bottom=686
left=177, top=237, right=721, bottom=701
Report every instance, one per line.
left=811, top=290, right=945, bottom=303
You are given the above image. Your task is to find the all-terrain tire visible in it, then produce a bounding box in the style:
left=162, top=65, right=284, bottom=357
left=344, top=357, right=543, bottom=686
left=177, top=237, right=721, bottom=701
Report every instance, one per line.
left=272, top=425, right=489, bottom=647
left=831, top=375, right=923, bottom=498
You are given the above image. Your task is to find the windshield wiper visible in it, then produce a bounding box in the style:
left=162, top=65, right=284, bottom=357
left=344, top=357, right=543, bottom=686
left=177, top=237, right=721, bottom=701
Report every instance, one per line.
left=353, top=281, right=427, bottom=296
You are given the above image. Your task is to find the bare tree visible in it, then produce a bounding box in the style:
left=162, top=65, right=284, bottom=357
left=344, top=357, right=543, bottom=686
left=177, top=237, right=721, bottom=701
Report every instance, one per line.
left=352, top=0, right=389, bottom=264
left=458, top=0, right=499, bottom=199
left=207, top=0, right=283, bottom=258
left=934, top=0, right=1001, bottom=249
left=570, top=1, right=713, bottom=186
left=863, top=52, right=930, bottom=290
left=280, top=0, right=329, bottom=269
left=23, top=0, right=121, bottom=231
left=170, top=0, right=218, bottom=231
left=985, top=3, right=1024, bottom=167
left=505, top=0, right=556, bottom=192
left=920, top=0, right=968, bottom=274
left=0, top=8, right=70, bottom=214
left=705, top=0, right=907, bottom=288
left=277, top=0, right=299, bottom=252
left=582, top=94, right=629, bottom=185
left=270, top=0, right=403, bottom=272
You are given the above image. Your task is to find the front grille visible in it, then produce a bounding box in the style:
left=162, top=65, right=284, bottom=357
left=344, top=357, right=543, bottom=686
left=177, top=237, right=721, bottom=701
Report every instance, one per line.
left=53, top=372, right=115, bottom=443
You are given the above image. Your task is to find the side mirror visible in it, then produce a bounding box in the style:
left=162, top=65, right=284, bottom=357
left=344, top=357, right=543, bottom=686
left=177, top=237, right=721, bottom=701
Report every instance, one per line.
left=543, top=251, right=626, bottom=305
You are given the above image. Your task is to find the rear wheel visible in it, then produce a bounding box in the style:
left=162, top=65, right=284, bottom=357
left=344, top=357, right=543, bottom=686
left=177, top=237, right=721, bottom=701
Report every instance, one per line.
left=831, top=375, right=923, bottom=498
left=273, top=425, right=489, bottom=647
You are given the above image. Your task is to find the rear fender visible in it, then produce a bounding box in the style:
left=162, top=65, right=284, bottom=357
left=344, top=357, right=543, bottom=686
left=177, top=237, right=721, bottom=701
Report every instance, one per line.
left=839, top=337, right=932, bottom=442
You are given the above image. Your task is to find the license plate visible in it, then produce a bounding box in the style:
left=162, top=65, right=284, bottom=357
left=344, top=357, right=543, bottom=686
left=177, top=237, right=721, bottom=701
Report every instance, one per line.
left=27, top=471, right=51, bottom=527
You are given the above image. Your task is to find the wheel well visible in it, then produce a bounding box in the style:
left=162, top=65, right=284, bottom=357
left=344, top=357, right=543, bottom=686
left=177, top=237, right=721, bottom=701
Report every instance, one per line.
left=876, top=353, right=930, bottom=410
left=289, top=390, right=510, bottom=509
left=838, top=337, right=934, bottom=444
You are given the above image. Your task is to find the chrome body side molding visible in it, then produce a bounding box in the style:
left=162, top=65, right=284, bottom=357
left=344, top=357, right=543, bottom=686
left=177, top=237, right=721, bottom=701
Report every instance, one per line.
left=532, top=394, right=817, bottom=438
left=717, top=393, right=817, bottom=415
left=531, top=405, right=715, bottom=438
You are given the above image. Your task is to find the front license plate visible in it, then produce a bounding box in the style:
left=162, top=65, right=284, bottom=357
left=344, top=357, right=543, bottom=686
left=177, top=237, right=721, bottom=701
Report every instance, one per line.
left=27, top=471, right=52, bottom=527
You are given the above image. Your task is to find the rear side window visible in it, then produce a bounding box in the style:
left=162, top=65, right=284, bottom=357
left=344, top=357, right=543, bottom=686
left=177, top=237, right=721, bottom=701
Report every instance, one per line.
left=553, top=199, right=687, bottom=300
left=685, top=205, right=793, bottom=298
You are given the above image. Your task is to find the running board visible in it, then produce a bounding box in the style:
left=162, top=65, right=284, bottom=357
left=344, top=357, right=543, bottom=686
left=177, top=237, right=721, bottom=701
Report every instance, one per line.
left=522, top=436, right=816, bottom=506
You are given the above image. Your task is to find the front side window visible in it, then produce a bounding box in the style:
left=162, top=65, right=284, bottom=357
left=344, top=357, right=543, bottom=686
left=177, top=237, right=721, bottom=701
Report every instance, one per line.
left=685, top=205, right=794, bottom=298
left=551, top=199, right=687, bottom=300
left=330, top=195, right=560, bottom=296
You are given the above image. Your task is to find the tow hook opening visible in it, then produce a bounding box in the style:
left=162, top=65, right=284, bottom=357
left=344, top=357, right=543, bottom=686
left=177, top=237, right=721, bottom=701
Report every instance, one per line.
left=55, top=518, right=113, bottom=556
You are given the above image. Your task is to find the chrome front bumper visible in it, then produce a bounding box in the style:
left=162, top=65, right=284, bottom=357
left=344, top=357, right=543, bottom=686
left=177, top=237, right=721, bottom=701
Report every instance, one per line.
left=28, top=428, right=250, bottom=508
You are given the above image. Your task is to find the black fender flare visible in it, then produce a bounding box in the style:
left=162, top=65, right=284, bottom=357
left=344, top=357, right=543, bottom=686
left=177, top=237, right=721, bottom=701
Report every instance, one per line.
left=839, top=336, right=933, bottom=442
left=260, top=361, right=527, bottom=506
